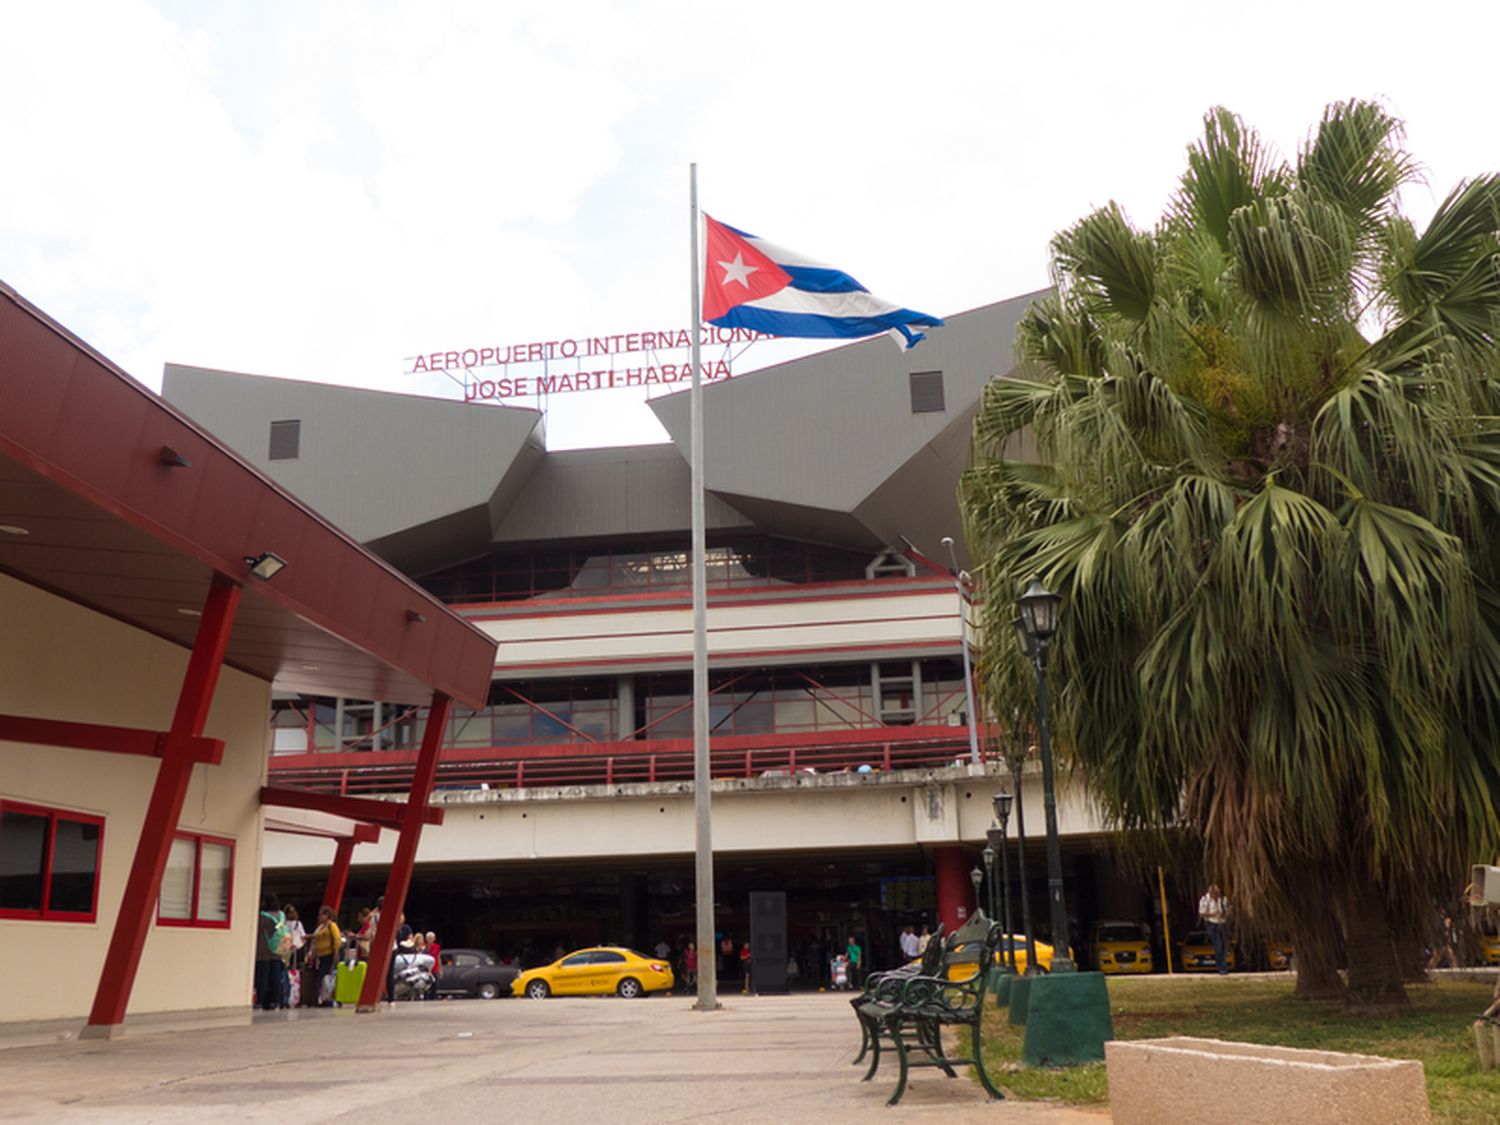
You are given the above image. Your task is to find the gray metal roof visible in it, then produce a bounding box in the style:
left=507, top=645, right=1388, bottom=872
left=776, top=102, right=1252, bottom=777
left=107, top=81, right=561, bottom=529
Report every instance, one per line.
left=160, top=291, right=1043, bottom=573
left=161, top=364, right=545, bottom=544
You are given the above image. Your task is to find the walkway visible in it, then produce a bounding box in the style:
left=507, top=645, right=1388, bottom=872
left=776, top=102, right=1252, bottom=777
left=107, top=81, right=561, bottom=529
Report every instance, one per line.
left=0, top=992, right=1107, bottom=1123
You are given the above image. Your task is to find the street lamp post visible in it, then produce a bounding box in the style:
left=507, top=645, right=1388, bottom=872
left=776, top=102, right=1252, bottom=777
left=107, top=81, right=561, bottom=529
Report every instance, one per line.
left=991, top=792, right=1014, bottom=974
left=969, top=865, right=984, bottom=926
left=1013, top=579, right=1074, bottom=973
left=941, top=536, right=981, bottom=766
left=1008, top=744, right=1039, bottom=975
left=981, top=843, right=997, bottom=923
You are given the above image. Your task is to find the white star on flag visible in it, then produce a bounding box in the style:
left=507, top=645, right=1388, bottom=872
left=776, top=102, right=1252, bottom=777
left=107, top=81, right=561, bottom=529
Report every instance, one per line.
left=717, top=252, right=757, bottom=289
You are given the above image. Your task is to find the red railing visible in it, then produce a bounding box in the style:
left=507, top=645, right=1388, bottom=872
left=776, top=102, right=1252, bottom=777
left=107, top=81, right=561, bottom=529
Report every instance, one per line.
left=267, top=726, right=986, bottom=796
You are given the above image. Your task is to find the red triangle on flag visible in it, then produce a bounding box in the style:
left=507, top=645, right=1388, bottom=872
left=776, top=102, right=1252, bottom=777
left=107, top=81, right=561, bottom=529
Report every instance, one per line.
left=702, top=214, right=791, bottom=321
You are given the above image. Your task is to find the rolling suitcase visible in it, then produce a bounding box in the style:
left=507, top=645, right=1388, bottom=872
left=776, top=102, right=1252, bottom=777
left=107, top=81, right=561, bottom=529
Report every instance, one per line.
left=335, top=960, right=367, bottom=1005
left=300, top=966, right=320, bottom=1007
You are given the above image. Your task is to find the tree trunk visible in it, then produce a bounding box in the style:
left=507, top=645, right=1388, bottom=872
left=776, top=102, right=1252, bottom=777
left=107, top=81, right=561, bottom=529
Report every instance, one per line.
left=1344, top=880, right=1409, bottom=1014
left=1286, top=861, right=1345, bottom=1000
left=1392, top=914, right=1431, bottom=984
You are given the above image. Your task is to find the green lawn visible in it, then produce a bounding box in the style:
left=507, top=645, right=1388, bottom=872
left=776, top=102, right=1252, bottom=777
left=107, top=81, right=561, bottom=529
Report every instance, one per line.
left=978, top=975, right=1500, bottom=1124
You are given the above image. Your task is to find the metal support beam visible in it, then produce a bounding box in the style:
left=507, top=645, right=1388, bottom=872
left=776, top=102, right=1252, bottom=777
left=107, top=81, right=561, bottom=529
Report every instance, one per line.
left=0, top=715, right=222, bottom=763
left=322, top=836, right=359, bottom=914
left=357, top=691, right=452, bottom=1012
left=259, top=786, right=443, bottom=828
left=83, top=576, right=241, bottom=1037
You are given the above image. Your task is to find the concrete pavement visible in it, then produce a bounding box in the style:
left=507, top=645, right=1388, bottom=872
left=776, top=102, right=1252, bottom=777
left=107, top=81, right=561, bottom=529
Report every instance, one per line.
left=0, top=992, right=1108, bottom=1123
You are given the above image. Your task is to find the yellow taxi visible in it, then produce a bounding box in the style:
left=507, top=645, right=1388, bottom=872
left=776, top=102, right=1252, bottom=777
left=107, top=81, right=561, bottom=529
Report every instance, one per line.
left=512, top=946, right=674, bottom=999
left=1179, top=929, right=1237, bottom=972
left=1480, top=930, right=1500, bottom=966
left=1090, top=921, right=1155, bottom=974
left=1264, top=939, right=1295, bottom=971
left=941, top=934, right=1061, bottom=979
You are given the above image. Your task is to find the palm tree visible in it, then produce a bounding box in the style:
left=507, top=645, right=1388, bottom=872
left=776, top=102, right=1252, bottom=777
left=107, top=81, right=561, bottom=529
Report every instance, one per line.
left=962, top=101, right=1500, bottom=1012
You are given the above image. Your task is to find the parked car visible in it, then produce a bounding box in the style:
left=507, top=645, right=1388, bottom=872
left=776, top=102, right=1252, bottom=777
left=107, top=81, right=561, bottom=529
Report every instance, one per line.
left=1263, top=939, right=1295, bottom=971
left=1179, top=929, right=1237, bottom=972
left=1480, top=930, right=1500, bottom=966
left=512, top=946, right=674, bottom=999
left=936, top=934, right=1063, bottom=979
left=1089, top=920, right=1155, bottom=974
left=434, top=948, right=520, bottom=999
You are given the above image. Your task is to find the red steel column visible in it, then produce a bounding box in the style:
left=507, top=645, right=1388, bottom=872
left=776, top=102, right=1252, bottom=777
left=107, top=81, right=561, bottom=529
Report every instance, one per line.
left=84, top=576, right=241, bottom=1036
left=358, top=692, right=452, bottom=1011
left=322, top=838, right=358, bottom=914
left=934, top=845, right=975, bottom=933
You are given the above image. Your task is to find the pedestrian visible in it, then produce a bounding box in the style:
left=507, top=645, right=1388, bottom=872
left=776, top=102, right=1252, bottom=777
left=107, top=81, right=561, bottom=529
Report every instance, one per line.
left=719, top=935, right=733, bottom=981
left=845, top=934, right=863, bottom=987
left=354, top=906, right=374, bottom=960
left=254, top=892, right=286, bottom=1011
left=917, top=924, right=932, bottom=954
left=308, top=906, right=341, bottom=1004
left=1427, top=909, right=1459, bottom=970
left=899, top=925, right=919, bottom=961
left=682, top=941, right=698, bottom=989
left=739, top=941, right=752, bottom=988
left=426, top=931, right=442, bottom=984
left=654, top=937, right=671, bottom=960
left=1197, top=883, right=1231, bottom=975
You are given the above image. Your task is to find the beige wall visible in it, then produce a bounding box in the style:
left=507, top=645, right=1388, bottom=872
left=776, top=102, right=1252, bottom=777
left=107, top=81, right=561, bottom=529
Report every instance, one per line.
left=0, top=574, right=271, bottom=1024
left=478, top=587, right=960, bottom=674
left=262, top=767, right=1104, bottom=870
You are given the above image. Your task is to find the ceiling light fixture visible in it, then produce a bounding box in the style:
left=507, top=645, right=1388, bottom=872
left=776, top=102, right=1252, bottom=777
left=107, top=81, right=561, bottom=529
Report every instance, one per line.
left=177, top=607, right=202, bottom=617
left=158, top=445, right=191, bottom=468
left=0, top=524, right=29, bottom=536
left=244, top=552, right=288, bottom=581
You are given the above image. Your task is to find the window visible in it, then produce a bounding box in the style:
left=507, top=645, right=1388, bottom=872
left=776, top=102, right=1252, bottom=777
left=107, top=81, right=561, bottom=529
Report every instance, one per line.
left=268, top=419, right=300, bottom=461
left=0, top=801, right=103, bottom=922
left=157, top=832, right=234, bottom=928
left=909, top=370, right=945, bottom=414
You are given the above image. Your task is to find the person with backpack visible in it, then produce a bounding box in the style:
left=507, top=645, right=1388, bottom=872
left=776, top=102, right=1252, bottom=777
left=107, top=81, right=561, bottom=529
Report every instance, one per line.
left=255, top=892, right=288, bottom=1011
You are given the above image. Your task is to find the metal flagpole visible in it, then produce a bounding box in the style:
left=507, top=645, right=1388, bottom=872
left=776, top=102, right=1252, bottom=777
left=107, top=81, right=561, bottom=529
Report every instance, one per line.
left=689, top=163, right=719, bottom=1011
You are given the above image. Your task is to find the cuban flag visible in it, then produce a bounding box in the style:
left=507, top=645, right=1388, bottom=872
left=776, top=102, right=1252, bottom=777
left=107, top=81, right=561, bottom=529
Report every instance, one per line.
left=702, top=214, right=943, bottom=350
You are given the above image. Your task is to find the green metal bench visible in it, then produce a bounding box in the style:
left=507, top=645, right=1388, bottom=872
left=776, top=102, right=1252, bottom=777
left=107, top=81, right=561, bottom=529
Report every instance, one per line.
left=856, top=916, right=1007, bottom=1106
left=850, top=922, right=948, bottom=1066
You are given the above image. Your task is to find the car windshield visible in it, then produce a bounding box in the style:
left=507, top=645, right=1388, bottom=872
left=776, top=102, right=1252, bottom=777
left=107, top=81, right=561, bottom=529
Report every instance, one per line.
left=1099, top=925, right=1145, bottom=942
left=1183, top=931, right=1209, bottom=944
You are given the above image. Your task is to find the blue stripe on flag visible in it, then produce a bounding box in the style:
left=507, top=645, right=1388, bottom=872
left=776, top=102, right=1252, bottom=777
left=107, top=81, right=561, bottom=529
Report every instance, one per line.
left=708, top=305, right=942, bottom=346
left=783, top=265, right=866, bottom=294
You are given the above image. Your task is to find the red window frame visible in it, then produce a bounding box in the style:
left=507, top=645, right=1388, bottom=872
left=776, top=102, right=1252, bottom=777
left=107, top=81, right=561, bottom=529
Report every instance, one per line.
left=155, top=832, right=235, bottom=929
left=0, top=799, right=104, bottom=922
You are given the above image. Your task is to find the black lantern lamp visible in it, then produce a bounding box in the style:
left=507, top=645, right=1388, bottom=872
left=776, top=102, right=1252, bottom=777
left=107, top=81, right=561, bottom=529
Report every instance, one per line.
left=1016, top=579, right=1061, bottom=643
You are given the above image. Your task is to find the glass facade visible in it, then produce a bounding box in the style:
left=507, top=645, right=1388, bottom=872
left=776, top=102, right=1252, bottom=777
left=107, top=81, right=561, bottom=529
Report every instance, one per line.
left=416, top=536, right=890, bottom=605
left=267, top=660, right=967, bottom=756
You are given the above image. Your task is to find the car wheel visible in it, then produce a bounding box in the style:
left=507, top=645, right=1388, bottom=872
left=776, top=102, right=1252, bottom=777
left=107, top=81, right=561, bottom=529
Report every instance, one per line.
left=478, top=982, right=499, bottom=1000
left=525, top=979, right=551, bottom=999
left=616, top=977, right=643, bottom=999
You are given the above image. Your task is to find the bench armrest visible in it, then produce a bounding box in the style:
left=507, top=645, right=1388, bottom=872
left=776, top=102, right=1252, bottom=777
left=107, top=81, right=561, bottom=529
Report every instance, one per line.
left=895, top=972, right=983, bottom=1014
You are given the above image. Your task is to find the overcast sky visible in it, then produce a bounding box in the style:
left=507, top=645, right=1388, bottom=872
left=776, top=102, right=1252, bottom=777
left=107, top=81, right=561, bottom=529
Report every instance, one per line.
left=4, top=1, right=1498, bottom=448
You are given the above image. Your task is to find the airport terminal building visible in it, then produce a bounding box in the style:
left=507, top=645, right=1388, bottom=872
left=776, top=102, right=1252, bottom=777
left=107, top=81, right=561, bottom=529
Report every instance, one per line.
left=161, top=291, right=1166, bottom=973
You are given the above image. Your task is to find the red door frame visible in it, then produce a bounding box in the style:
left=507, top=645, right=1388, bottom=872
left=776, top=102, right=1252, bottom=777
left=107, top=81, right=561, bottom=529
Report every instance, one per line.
left=357, top=691, right=452, bottom=1011
left=81, top=576, right=242, bottom=1037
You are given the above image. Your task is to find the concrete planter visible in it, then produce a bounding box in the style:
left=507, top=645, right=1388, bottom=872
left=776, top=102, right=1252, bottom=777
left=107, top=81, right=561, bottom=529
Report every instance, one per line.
left=1476, top=1019, right=1500, bottom=1071
left=1106, top=1037, right=1429, bottom=1125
